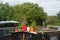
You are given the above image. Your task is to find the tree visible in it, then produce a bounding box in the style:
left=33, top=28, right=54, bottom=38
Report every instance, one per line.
left=48, top=16, right=58, bottom=24
left=57, top=11, right=60, bottom=20
left=0, top=3, right=13, bottom=21
left=12, top=3, right=47, bottom=26
left=57, top=11, right=60, bottom=23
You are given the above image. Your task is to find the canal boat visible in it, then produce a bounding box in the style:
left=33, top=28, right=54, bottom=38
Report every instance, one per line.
left=0, top=21, right=20, bottom=37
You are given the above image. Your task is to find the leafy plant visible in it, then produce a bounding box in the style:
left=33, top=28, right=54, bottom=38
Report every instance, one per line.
left=20, top=22, right=24, bottom=28
left=31, top=20, right=37, bottom=28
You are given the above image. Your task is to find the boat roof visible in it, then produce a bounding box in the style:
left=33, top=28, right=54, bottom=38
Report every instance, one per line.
left=0, top=21, right=20, bottom=24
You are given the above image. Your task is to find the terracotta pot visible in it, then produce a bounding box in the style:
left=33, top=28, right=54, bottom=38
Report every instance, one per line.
left=30, top=27, right=35, bottom=32
left=18, top=28, right=22, bottom=32
left=15, top=28, right=18, bottom=32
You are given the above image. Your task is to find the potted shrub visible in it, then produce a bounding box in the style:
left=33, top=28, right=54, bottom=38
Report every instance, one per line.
left=20, top=22, right=24, bottom=28
left=30, top=21, right=37, bottom=32
left=18, top=22, right=24, bottom=32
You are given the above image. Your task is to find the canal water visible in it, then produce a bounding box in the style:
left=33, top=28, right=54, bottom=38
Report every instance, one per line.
left=50, top=35, right=58, bottom=40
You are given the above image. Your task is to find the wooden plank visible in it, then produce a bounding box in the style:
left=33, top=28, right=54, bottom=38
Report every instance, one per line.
left=23, top=33, right=25, bottom=40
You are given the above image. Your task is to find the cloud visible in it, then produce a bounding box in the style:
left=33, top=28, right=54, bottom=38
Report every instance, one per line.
left=0, top=0, right=21, bottom=5
left=38, top=0, right=60, bottom=16
left=46, top=9, right=59, bottom=16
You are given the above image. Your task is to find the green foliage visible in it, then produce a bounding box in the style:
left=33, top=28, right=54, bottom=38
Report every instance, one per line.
left=48, top=16, right=58, bottom=25
left=0, top=3, right=13, bottom=21
left=31, top=20, right=37, bottom=27
left=0, top=2, right=47, bottom=26
left=48, top=12, right=60, bottom=26
left=54, top=11, right=60, bottom=26
left=57, top=11, right=60, bottom=20
left=12, top=3, right=47, bottom=26
left=20, top=22, right=24, bottom=28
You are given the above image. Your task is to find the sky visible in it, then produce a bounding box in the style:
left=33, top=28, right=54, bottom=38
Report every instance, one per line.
left=0, top=0, right=60, bottom=16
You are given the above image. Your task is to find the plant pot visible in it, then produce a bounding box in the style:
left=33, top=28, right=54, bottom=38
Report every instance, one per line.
left=30, top=27, right=35, bottom=32
left=15, top=28, right=18, bottom=32
left=27, top=27, right=30, bottom=32
left=18, top=28, right=23, bottom=32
